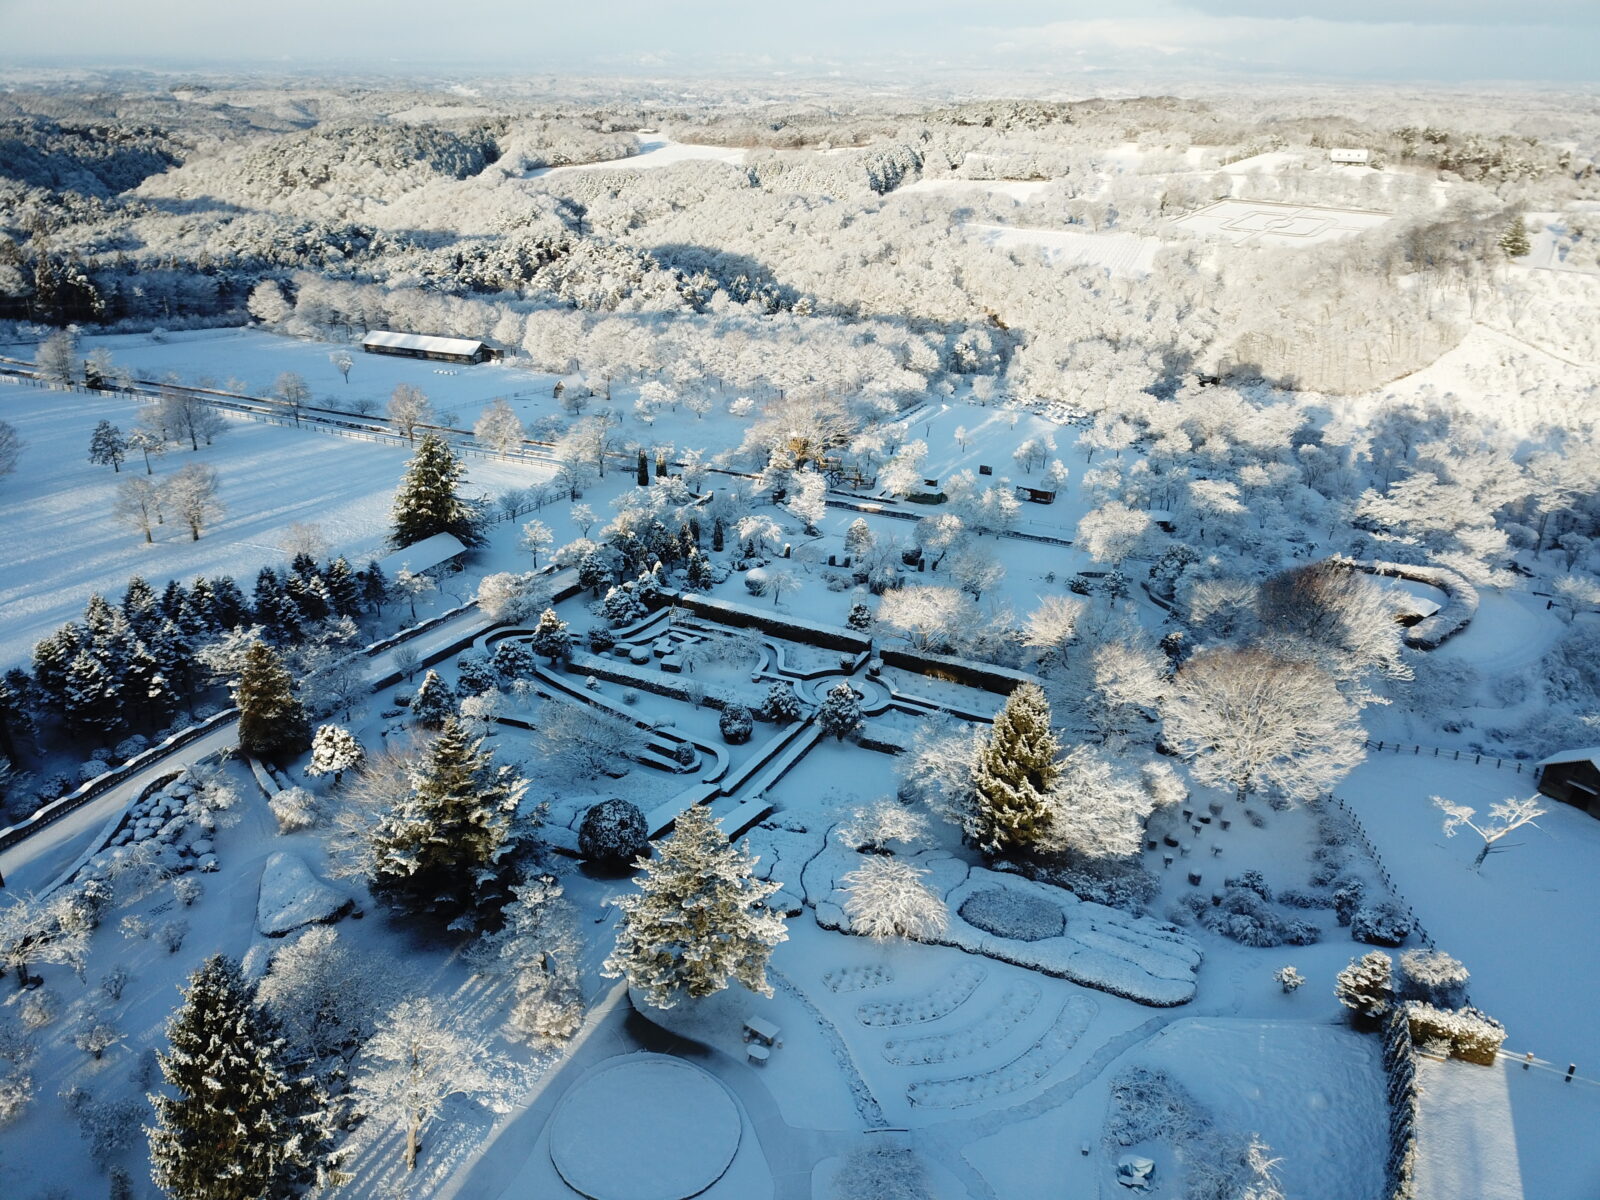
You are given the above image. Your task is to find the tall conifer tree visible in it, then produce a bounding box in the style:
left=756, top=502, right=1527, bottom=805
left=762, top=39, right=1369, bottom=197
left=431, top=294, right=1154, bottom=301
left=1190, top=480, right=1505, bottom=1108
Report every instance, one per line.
left=235, top=642, right=308, bottom=762
left=971, top=682, right=1061, bottom=856
left=390, top=433, right=484, bottom=549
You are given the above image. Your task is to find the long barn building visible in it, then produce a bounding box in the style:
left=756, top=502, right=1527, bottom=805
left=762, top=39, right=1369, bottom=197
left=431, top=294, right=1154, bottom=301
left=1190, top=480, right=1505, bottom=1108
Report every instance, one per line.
left=362, top=330, right=493, bottom=364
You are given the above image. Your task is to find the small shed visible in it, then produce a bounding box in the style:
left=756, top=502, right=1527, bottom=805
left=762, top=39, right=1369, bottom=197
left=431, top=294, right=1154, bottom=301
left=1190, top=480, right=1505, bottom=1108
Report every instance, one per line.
left=1328, top=148, right=1370, bottom=165
left=1014, top=485, right=1057, bottom=505
left=375, top=531, right=468, bottom=581
left=1536, top=748, right=1600, bottom=818
left=362, top=331, right=492, bottom=364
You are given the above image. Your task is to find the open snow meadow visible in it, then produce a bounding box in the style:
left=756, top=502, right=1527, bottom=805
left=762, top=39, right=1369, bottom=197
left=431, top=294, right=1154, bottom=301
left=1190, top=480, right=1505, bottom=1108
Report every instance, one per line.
left=2, top=49, right=1600, bottom=1200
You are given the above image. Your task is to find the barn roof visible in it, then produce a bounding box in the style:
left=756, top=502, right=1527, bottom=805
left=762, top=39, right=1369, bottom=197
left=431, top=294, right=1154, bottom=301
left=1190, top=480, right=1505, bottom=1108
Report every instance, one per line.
left=376, top=532, right=467, bottom=577
left=1538, top=747, right=1600, bottom=769
left=362, top=330, right=487, bottom=356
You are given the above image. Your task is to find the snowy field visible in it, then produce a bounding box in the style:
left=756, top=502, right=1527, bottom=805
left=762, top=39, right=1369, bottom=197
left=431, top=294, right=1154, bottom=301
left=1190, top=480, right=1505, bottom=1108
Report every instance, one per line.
left=961, top=222, right=1162, bottom=275
left=528, top=135, right=746, bottom=177
left=897, top=178, right=1054, bottom=202
left=1171, top=198, right=1391, bottom=247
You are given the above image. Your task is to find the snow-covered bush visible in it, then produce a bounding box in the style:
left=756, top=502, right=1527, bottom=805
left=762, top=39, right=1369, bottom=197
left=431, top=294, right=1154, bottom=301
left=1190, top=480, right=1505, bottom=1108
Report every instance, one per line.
left=760, top=681, right=804, bottom=725
left=269, top=786, right=319, bottom=834
left=172, top=877, right=203, bottom=908
left=672, top=741, right=697, bottom=768
left=1404, top=1002, right=1506, bottom=1065
left=1275, top=965, right=1305, bottom=993
left=157, top=919, right=189, bottom=955
left=958, top=887, right=1064, bottom=942
left=1352, top=900, right=1412, bottom=947
left=64, top=1086, right=144, bottom=1169
left=828, top=1144, right=933, bottom=1200
left=1398, top=948, right=1470, bottom=1007
left=1277, top=887, right=1334, bottom=909
left=20, top=989, right=57, bottom=1030
left=257, top=926, right=389, bottom=1059
left=99, top=965, right=130, bottom=1002
left=77, top=759, right=113, bottom=785
left=578, top=799, right=649, bottom=866
left=1196, top=887, right=1320, bottom=948
left=1018, top=854, right=1158, bottom=912
left=1336, top=951, right=1393, bottom=1023
left=113, top=736, right=149, bottom=763
left=1223, top=870, right=1271, bottom=901
left=844, top=857, right=950, bottom=942
left=456, top=650, right=497, bottom=696
left=1332, top=880, right=1365, bottom=925
left=0, top=1019, right=34, bottom=1127
left=491, top=639, right=537, bottom=680
left=719, top=704, right=754, bottom=745
left=586, top=626, right=616, bottom=653
left=621, top=688, right=639, bottom=706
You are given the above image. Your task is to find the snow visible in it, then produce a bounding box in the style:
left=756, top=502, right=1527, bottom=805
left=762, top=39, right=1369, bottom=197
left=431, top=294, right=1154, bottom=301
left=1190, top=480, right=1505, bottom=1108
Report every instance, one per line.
left=255, top=850, right=352, bottom=937
left=548, top=1054, right=742, bottom=1200
left=897, top=178, right=1053, bottom=202
left=963, top=222, right=1162, bottom=276
left=529, top=135, right=746, bottom=177
left=361, top=330, right=488, bottom=357
left=374, top=531, right=467, bottom=577
left=1171, top=198, right=1391, bottom=246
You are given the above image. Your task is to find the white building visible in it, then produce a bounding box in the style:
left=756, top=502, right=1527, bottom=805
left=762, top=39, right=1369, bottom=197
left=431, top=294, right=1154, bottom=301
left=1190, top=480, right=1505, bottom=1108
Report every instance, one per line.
left=1328, top=148, right=1371, bottom=166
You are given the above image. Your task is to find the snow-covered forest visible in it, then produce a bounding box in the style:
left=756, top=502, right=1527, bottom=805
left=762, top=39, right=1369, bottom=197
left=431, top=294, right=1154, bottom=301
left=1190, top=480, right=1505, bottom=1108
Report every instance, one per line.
left=0, top=63, right=1598, bottom=1200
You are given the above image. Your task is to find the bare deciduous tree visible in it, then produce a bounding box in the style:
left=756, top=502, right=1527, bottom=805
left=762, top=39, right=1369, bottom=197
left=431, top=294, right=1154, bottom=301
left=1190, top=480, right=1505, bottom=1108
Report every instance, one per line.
left=1434, top=794, right=1547, bottom=869
left=165, top=463, right=223, bottom=541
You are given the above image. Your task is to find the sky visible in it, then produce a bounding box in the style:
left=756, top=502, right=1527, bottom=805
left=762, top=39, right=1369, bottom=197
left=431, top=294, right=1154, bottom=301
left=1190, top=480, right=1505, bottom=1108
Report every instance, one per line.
left=4, top=0, right=1599, bottom=84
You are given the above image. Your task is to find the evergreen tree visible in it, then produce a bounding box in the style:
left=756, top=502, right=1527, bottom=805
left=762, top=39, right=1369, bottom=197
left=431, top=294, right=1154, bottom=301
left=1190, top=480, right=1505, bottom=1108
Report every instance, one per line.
left=1500, top=217, right=1531, bottom=258
left=846, top=600, right=873, bottom=630
left=253, top=570, right=302, bottom=643
left=844, top=517, right=876, bottom=559
left=366, top=716, right=526, bottom=927
left=148, top=955, right=329, bottom=1200
left=685, top=548, right=714, bottom=591
left=761, top=681, right=804, bottom=725
left=31, top=622, right=83, bottom=714
left=636, top=449, right=649, bottom=486
left=235, top=642, right=309, bottom=762
left=88, top=420, right=126, bottom=473
left=971, top=682, right=1061, bottom=856
left=121, top=577, right=160, bottom=632
left=360, top=561, right=389, bottom=615
left=818, top=681, right=863, bottom=741
left=153, top=618, right=195, bottom=702
left=65, top=648, right=122, bottom=735
left=209, top=576, right=250, bottom=630
left=307, top=724, right=365, bottom=783
left=1335, top=951, right=1394, bottom=1025
left=603, top=805, right=787, bottom=1009
left=158, top=579, right=190, bottom=624
left=409, top=669, right=453, bottom=728
left=527, top=609, right=571, bottom=664
left=389, top=433, right=484, bottom=549
left=0, top=670, right=33, bottom=759
left=187, top=577, right=217, bottom=630
left=482, top=873, right=583, bottom=1046
left=577, top=550, right=611, bottom=596
left=124, top=638, right=176, bottom=727
left=323, top=557, right=362, bottom=619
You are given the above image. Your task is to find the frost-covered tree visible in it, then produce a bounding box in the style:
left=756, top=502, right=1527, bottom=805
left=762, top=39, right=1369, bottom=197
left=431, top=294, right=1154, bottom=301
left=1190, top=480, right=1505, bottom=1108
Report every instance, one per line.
left=330, top=350, right=353, bottom=383
left=876, top=585, right=977, bottom=653
left=273, top=372, right=311, bottom=424
left=842, top=857, right=948, bottom=941
left=1162, top=646, right=1365, bottom=806
left=604, top=805, right=787, bottom=1009
left=166, top=463, right=223, bottom=540
left=518, top=518, right=553, bottom=568
left=34, top=329, right=77, bottom=385
left=148, top=955, right=329, bottom=1200
left=1076, top=502, right=1153, bottom=567
left=351, top=997, right=496, bottom=1172
left=112, top=475, right=163, bottom=544
left=537, top=701, right=646, bottom=778
left=818, top=681, right=863, bottom=741
left=476, top=571, right=548, bottom=623
left=481, top=873, right=584, bottom=1046
left=307, top=723, right=365, bottom=783
left=88, top=420, right=126, bottom=473
left=387, top=383, right=433, bottom=442
left=1041, top=746, right=1157, bottom=859
left=156, top=390, right=226, bottom=452
left=475, top=397, right=525, bottom=453
left=1433, top=793, right=1547, bottom=869
left=409, top=669, right=453, bottom=728
left=391, top=566, right=437, bottom=620
left=268, top=786, right=319, bottom=833
left=843, top=798, right=930, bottom=854
left=1335, top=951, right=1393, bottom=1023
left=528, top=608, right=571, bottom=663
left=0, top=890, right=90, bottom=989
left=390, top=432, right=483, bottom=548
left=829, top=1144, right=934, bottom=1200
left=127, top=424, right=165, bottom=474
left=0, top=420, right=22, bottom=483
left=786, top=468, right=828, bottom=535
left=844, top=518, right=876, bottom=560
left=1398, top=948, right=1470, bottom=1007
left=971, top=683, right=1061, bottom=856
left=257, top=927, right=388, bottom=1060
left=248, top=280, right=293, bottom=325
left=366, top=716, right=526, bottom=927
left=1257, top=561, right=1411, bottom=704
left=235, top=642, right=308, bottom=763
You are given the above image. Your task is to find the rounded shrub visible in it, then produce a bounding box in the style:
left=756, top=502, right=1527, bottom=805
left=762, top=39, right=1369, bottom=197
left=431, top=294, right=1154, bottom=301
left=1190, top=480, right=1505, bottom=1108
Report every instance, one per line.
left=719, top=704, right=754, bottom=745
left=578, top=798, right=649, bottom=867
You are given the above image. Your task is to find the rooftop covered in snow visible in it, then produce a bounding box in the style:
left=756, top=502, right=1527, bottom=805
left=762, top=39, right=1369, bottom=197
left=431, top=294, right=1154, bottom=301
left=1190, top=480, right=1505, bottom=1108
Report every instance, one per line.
left=375, top=531, right=467, bottom=578
left=361, top=330, right=491, bottom=361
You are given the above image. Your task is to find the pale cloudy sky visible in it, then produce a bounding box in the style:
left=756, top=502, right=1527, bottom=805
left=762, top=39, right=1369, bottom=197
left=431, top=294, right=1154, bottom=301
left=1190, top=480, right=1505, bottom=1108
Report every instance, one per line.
left=4, top=0, right=1597, bottom=82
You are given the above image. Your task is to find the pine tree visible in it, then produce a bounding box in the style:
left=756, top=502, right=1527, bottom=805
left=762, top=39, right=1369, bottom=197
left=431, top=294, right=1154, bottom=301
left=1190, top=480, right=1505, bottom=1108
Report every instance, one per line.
left=409, top=669, right=454, bottom=728
left=1336, top=951, right=1394, bottom=1025
left=604, top=805, right=787, bottom=1009
left=121, top=576, right=159, bottom=634
left=818, top=681, right=863, bottom=741
left=88, top=420, right=126, bottom=473
left=528, top=609, right=570, bottom=664
left=844, top=517, right=876, bottom=559
left=483, top=873, right=584, bottom=1046
left=159, top=579, right=190, bottom=624
left=31, top=623, right=83, bottom=714
left=685, top=548, right=714, bottom=590
left=209, top=576, right=250, bottom=630
left=307, top=724, right=365, bottom=783
left=846, top=600, right=873, bottom=630
left=360, top=561, right=389, bottom=614
left=148, top=955, right=329, bottom=1200
left=235, top=642, right=309, bottom=763
left=323, top=557, right=362, bottom=619
left=1500, top=217, right=1531, bottom=258
left=65, top=648, right=122, bottom=735
left=366, top=716, right=526, bottom=927
left=971, top=682, right=1061, bottom=856
left=390, top=433, right=484, bottom=549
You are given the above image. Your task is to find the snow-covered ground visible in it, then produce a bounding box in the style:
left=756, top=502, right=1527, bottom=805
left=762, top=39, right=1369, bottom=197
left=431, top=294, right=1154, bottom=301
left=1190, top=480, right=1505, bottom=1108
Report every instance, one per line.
left=962, top=222, right=1162, bottom=275
left=528, top=135, right=746, bottom=178
left=1171, top=198, right=1391, bottom=247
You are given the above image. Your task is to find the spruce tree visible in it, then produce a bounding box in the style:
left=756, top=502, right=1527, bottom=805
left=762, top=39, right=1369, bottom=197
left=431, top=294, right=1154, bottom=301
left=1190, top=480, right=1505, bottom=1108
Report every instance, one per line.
left=390, top=433, right=484, bottom=549
left=121, top=576, right=160, bottom=632
left=527, top=609, right=570, bottom=664
left=604, top=805, right=787, bottom=1009
left=360, top=561, right=389, bottom=614
left=30, top=623, right=82, bottom=714
left=235, top=642, right=309, bottom=762
left=1336, top=951, right=1394, bottom=1025
left=409, top=669, right=453, bottom=728
left=971, top=681, right=1061, bottom=856
left=818, top=681, right=863, bottom=741
left=64, top=648, right=122, bottom=735
left=209, top=576, right=249, bottom=630
left=148, top=955, right=328, bottom=1200
left=323, top=557, right=362, bottom=619
left=88, top=420, right=126, bottom=473
left=1500, top=217, right=1531, bottom=258
left=367, top=715, right=526, bottom=927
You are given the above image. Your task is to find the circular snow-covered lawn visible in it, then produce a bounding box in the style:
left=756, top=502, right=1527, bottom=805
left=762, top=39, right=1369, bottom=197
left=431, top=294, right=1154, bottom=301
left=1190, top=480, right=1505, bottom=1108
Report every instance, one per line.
left=549, top=1054, right=742, bottom=1200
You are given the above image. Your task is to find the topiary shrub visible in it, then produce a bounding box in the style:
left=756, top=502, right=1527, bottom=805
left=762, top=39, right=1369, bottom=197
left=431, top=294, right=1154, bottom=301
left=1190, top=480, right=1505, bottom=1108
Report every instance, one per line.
left=1405, top=1002, right=1506, bottom=1065
left=719, top=704, right=754, bottom=745
left=578, top=799, right=649, bottom=867
left=456, top=650, right=496, bottom=696
left=957, top=887, right=1065, bottom=942
left=760, top=682, right=803, bottom=725
left=1398, top=948, right=1470, bottom=1008
left=1352, top=900, right=1412, bottom=947
left=672, top=741, right=697, bottom=768
left=587, top=627, right=616, bottom=653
